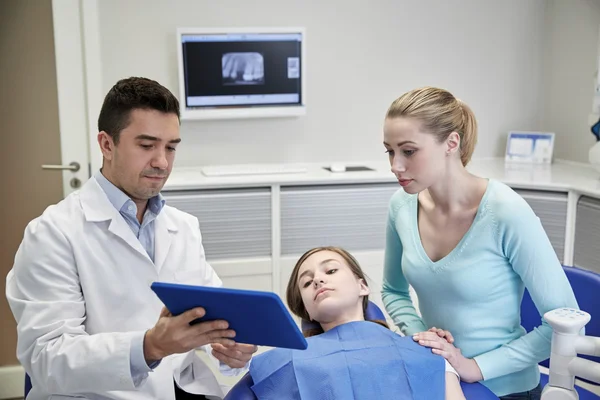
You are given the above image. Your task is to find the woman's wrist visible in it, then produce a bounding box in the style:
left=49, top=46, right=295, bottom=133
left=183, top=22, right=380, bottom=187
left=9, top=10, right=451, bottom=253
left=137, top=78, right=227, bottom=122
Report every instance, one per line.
left=457, top=357, right=483, bottom=383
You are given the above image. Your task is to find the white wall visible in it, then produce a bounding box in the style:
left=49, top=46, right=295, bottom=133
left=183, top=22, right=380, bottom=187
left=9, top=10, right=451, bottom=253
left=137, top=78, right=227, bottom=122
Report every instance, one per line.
left=96, top=0, right=546, bottom=167
left=542, top=0, right=600, bottom=163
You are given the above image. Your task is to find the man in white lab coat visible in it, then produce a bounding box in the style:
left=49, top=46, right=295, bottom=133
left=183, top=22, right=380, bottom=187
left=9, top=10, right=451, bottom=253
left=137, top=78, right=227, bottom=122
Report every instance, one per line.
left=5, top=77, right=256, bottom=400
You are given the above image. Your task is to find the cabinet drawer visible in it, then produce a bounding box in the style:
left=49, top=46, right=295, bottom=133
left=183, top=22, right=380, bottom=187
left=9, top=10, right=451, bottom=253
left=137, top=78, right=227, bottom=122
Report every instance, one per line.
left=514, top=189, right=567, bottom=262
left=280, top=183, right=399, bottom=255
left=162, top=188, right=272, bottom=260
left=574, top=196, right=600, bottom=273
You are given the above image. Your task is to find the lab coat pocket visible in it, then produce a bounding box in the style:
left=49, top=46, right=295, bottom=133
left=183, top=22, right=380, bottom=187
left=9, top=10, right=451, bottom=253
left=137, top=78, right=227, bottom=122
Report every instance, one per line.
left=174, top=269, right=202, bottom=285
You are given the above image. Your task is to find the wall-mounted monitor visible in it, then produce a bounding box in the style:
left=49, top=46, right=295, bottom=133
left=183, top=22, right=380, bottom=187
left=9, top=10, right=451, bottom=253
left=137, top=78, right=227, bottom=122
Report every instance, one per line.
left=176, top=27, right=306, bottom=120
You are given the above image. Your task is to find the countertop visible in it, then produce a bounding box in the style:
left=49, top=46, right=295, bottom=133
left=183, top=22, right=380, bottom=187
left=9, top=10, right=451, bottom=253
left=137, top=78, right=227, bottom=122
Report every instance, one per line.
left=163, top=158, right=600, bottom=198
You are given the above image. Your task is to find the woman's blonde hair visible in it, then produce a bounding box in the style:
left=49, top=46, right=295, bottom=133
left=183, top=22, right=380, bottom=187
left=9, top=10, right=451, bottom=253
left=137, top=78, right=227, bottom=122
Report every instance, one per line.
left=286, top=246, right=388, bottom=337
left=386, top=87, right=478, bottom=166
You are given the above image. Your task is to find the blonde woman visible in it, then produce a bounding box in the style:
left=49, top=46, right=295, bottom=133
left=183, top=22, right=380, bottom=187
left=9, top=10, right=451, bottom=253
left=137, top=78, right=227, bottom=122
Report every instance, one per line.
left=381, top=87, right=579, bottom=400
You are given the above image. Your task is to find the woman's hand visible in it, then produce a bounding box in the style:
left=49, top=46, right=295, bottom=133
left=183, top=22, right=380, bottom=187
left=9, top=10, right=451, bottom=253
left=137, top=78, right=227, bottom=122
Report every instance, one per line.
left=428, top=326, right=454, bottom=344
left=412, top=331, right=483, bottom=383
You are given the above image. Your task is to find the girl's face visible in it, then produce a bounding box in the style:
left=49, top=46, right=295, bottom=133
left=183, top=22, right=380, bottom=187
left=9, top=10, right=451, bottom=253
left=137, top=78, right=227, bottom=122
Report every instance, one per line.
left=297, top=250, right=369, bottom=324
left=383, top=117, right=453, bottom=194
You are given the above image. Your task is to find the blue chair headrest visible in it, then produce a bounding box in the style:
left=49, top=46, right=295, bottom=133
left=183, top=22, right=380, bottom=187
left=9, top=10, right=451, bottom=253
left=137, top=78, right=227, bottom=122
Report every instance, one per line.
left=300, top=300, right=386, bottom=332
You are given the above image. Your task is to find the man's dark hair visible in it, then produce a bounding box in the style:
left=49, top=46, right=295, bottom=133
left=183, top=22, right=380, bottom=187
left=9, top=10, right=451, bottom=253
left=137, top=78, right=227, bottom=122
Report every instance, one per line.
left=97, top=77, right=180, bottom=144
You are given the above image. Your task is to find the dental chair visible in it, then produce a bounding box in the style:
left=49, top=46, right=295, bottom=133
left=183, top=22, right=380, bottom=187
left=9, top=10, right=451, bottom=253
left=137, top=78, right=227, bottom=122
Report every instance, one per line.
left=24, top=266, right=598, bottom=399
left=224, top=301, right=498, bottom=399
left=521, top=265, right=600, bottom=399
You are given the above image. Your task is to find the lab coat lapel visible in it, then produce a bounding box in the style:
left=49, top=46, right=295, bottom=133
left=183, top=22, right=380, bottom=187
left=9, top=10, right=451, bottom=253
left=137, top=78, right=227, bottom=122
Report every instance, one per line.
left=107, top=218, right=149, bottom=260
left=80, top=177, right=151, bottom=261
left=154, top=211, right=178, bottom=274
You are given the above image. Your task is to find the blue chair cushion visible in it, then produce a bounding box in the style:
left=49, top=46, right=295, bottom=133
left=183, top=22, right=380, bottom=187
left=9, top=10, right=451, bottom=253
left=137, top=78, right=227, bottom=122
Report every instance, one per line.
left=224, top=373, right=255, bottom=400
left=25, top=373, right=32, bottom=397
left=521, top=265, right=600, bottom=384
left=301, top=300, right=385, bottom=332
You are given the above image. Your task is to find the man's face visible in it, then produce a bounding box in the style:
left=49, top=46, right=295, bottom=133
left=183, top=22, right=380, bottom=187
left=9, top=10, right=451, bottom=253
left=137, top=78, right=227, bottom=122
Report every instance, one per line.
left=99, top=108, right=180, bottom=203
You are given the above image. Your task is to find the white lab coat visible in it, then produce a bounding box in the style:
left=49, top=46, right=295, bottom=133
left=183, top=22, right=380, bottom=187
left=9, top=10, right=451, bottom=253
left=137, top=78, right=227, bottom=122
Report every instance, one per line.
left=6, top=176, right=241, bottom=399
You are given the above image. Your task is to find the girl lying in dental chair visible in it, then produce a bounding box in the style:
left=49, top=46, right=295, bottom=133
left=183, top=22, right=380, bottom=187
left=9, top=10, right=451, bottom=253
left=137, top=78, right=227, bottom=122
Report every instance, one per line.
left=248, top=246, right=467, bottom=400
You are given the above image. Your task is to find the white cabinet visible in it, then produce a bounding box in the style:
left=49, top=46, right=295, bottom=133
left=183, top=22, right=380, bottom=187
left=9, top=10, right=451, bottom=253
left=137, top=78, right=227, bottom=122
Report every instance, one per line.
left=160, top=183, right=574, bottom=294
left=515, top=189, right=568, bottom=263
left=163, top=188, right=272, bottom=260
left=280, top=183, right=399, bottom=256
left=574, top=196, right=600, bottom=273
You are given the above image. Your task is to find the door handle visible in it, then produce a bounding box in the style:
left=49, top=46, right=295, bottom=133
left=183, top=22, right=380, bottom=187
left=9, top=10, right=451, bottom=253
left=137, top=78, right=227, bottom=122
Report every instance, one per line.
left=41, top=161, right=81, bottom=172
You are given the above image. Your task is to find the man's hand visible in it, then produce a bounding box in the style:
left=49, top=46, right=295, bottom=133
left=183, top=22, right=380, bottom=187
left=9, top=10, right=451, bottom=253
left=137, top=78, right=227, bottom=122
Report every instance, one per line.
left=143, top=307, right=236, bottom=364
left=211, top=342, right=258, bottom=369
left=412, top=331, right=483, bottom=383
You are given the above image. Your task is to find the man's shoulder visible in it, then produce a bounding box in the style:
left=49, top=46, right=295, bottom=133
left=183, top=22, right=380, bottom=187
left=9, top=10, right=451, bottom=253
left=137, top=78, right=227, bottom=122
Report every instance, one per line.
left=39, top=190, right=84, bottom=222
left=23, top=191, right=84, bottom=237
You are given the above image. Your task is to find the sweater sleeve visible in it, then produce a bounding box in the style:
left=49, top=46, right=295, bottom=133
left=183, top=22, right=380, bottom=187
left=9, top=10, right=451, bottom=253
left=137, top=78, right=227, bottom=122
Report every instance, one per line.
left=474, top=201, right=580, bottom=380
left=381, top=195, right=427, bottom=335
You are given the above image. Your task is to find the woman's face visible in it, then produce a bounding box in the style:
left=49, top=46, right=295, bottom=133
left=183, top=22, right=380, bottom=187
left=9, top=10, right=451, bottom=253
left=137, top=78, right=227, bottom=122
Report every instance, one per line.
left=383, top=117, right=450, bottom=194
left=296, top=250, right=369, bottom=323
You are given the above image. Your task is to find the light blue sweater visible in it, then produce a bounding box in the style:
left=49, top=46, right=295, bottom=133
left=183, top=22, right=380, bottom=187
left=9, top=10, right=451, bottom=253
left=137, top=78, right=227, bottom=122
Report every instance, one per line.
left=381, top=179, right=579, bottom=397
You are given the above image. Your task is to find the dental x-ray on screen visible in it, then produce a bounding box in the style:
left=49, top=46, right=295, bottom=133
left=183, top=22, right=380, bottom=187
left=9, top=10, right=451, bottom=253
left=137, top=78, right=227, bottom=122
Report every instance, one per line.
left=177, top=28, right=306, bottom=120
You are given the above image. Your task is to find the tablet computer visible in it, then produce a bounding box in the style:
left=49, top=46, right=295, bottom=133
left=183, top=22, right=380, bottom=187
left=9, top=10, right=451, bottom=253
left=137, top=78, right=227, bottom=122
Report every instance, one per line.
left=151, top=282, right=308, bottom=350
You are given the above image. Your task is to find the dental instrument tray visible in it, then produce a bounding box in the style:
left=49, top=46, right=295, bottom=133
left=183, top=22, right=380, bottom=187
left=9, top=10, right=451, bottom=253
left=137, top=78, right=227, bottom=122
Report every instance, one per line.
left=151, top=282, right=308, bottom=350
